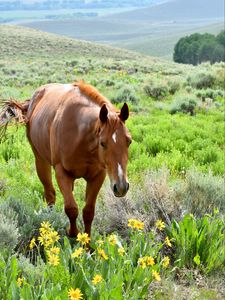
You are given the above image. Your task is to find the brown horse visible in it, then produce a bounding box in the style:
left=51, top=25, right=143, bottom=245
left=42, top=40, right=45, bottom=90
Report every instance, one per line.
left=0, top=82, right=131, bottom=238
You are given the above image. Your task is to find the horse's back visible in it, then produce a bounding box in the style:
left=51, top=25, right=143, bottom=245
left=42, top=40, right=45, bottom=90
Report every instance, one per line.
left=27, top=83, right=99, bottom=167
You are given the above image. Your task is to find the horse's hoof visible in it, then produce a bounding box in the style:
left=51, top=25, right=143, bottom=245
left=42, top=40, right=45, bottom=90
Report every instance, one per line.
left=66, top=227, right=79, bottom=238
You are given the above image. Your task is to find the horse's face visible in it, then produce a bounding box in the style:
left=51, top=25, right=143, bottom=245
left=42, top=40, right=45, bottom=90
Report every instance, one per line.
left=98, top=103, right=131, bottom=197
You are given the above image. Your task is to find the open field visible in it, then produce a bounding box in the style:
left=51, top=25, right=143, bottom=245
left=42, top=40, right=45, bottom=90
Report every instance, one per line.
left=0, top=25, right=224, bottom=299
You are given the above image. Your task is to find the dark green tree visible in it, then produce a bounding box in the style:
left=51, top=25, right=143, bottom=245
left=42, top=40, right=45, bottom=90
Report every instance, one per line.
left=173, top=31, right=225, bottom=65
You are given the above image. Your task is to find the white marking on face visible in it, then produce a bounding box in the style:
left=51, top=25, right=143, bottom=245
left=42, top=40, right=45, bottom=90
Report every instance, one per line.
left=63, top=84, right=73, bottom=91
left=112, top=132, right=117, bottom=143
left=118, top=163, right=123, bottom=184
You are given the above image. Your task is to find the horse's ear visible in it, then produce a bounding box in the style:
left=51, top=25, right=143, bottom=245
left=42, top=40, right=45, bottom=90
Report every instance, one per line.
left=99, top=104, right=108, bottom=123
left=119, top=103, right=129, bottom=122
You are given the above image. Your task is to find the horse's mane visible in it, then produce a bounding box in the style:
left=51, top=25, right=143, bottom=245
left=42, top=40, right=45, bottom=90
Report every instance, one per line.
left=73, top=81, right=115, bottom=111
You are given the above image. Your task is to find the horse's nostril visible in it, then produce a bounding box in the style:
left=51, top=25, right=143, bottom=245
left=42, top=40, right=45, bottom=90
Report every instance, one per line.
left=113, top=184, right=118, bottom=194
left=126, top=182, right=129, bottom=192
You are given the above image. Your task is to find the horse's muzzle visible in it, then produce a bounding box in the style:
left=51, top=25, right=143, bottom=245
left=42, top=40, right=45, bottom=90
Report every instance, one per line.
left=113, top=181, right=129, bottom=197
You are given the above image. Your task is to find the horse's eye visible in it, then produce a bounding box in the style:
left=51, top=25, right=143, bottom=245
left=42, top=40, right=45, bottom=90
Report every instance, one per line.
left=100, top=141, right=106, bottom=148
left=127, top=138, right=132, bottom=146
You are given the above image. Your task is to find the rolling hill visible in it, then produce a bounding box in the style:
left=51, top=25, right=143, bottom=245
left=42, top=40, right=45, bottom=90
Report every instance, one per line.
left=20, top=0, right=224, bottom=59
left=111, top=0, right=224, bottom=22
left=0, top=24, right=148, bottom=61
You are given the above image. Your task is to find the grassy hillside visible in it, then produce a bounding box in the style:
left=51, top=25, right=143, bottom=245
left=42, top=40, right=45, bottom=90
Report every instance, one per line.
left=0, top=25, right=146, bottom=60
left=0, top=25, right=224, bottom=299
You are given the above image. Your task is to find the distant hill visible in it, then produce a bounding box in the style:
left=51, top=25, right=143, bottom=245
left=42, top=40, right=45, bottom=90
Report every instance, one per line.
left=113, top=0, right=224, bottom=21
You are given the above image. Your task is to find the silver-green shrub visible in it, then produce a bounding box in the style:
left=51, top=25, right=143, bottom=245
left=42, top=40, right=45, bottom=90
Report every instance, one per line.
left=169, top=94, right=198, bottom=115
left=0, top=211, right=20, bottom=252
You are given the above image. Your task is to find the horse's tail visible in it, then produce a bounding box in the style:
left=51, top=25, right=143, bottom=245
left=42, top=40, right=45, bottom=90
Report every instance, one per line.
left=0, top=98, right=30, bottom=142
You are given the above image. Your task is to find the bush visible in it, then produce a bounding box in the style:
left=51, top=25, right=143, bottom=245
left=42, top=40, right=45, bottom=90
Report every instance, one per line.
left=0, top=211, right=20, bottom=252
left=111, top=85, right=138, bottom=104
left=169, top=94, right=198, bottom=115
left=94, top=169, right=181, bottom=237
left=195, top=88, right=224, bottom=101
left=0, top=198, right=67, bottom=252
left=144, top=80, right=169, bottom=99
left=167, top=79, right=181, bottom=94
left=174, top=169, right=225, bottom=216
left=186, top=72, right=215, bottom=89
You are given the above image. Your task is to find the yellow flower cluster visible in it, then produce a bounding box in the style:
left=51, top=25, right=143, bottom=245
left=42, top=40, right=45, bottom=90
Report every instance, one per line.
left=92, top=274, right=103, bottom=285
left=35, top=221, right=61, bottom=266
left=68, top=288, right=83, bottom=300
left=128, top=218, right=144, bottom=230
left=155, top=219, right=165, bottom=231
left=38, top=221, right=60, bottom=248
left=138, top=256, right=155, bottom=269
left=76, top=233, right=90, bottom=246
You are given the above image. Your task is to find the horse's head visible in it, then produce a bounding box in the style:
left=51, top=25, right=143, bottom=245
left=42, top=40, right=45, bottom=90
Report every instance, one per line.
left=98, top=103, right=131, bottom=197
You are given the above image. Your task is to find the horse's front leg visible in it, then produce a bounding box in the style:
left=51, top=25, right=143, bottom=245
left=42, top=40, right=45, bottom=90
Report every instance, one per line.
left=83, top=171, right=106, bottom=237
left=55, top=164, right=79, bottom=237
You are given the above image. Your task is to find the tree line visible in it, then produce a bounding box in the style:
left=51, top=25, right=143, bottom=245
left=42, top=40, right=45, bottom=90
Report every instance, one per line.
left=173, top=30, right=225, bottom=65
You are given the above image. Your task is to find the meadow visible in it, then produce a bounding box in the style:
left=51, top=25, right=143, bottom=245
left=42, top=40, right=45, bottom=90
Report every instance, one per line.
left=0, top=25, right=224, bottom=299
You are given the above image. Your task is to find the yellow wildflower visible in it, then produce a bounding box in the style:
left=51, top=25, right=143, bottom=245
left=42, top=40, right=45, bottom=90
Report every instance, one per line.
left=76, top=233, right=90, bottom=246
left=152, top=270, right=161, bottom=281
left=162, top=256, right=170, bottom=268
left=68, top=288, right=83, bottom=300
left=138, top=257, right=147, bottom=269
left=146, top=256, right=155, bottom=266
left=155, top=219, right=165, bottom=231
left=97, top=248, right=108, bottom=260
left=135, top=220, right=144, bottom=230
left=17, top=277, right=24, bottom=287
left=165, top=236, right=172, bottom=247
left=118, top=247, right=125, bottom=256
left=92, top=274, right=103, bottom=285
left=138, top=256, right=155, bottom=268
left=49, top=230, right=60, bottom=244
left=47, top=246, right=60, bottom=256
left=128, top=218, right=144, bottom=230
left=38, top=234, right=52, bottom=248
left=96, top=239, right=104, bottom=246
left=108, top=234, right=117, bottom=245
left=29, top=237, right=36, bottom=250
left=48, top=254, right=60, bottom=266
left=39, top=221, right=51, bottom=234
left=71, top=247, right=83, bottom=259
left=128, top=218, right=136, bottom=228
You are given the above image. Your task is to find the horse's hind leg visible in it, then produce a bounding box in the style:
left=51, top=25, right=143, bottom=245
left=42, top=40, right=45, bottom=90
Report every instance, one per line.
left=35, top=154, right=56, bottom=206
